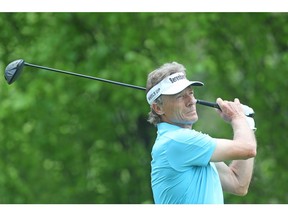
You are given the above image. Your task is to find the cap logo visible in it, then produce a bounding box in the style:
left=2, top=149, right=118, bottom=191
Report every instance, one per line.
left=169, top=74, right=185, bottom=83
left=147, top=87, right=161, bottom=101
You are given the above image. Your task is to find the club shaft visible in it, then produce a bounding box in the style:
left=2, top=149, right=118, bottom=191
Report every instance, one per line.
left=196, top=99, right=220, bottom=110
left=24, top=62, right=146, bottom=91
left=24, top=62, right=221, bottom=111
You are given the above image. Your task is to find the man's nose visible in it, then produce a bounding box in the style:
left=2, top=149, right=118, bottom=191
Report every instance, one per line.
left=186, top=94, right=195, bottom=106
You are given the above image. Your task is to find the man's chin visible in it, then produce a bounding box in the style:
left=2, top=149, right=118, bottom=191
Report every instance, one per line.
left=187, top=118, right=198, bottom=125
left=185, top=114, right=198, bottom=124
left=178, top=118, right=198, bottom=126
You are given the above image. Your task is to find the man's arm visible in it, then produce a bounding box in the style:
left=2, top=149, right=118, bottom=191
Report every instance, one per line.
left=215, top=159, right=254, bottom=195
left=210, top=98, right=257, bottom=195
left=211, top=98, right=257, bottom=161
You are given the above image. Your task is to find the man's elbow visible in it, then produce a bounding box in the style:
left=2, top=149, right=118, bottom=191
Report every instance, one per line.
left=235, top=187, right=249, bottom=196
left=248, top=147, right=257, bottom=158
left=245, top=143, right=257, bottom=159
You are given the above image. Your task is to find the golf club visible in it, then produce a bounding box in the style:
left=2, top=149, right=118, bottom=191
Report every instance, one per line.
left=4, top=59, right=254, bottom=117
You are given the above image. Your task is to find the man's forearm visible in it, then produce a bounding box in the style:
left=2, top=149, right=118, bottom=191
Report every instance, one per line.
left=229, top=157, right=255, bottom=195
left=232, top=116, right=257, bottom=157
left=230, top=116, right=257, bottom=194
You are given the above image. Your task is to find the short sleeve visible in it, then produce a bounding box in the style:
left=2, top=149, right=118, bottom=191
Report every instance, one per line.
left=166, top=130, right=216, bottom=172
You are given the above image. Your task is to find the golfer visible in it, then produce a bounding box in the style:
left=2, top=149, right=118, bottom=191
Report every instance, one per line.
left=146, top=62, right=257, bottom=204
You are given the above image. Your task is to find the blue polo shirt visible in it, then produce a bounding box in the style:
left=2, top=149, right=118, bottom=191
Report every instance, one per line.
left=151, top=122, right=223, bottom=204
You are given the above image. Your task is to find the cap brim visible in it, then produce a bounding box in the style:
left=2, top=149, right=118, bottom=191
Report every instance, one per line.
left=162, top=80, right=204, bottom=95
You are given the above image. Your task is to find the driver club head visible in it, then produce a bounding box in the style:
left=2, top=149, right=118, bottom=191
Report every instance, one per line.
left=4, top=59, right=25, bottom=85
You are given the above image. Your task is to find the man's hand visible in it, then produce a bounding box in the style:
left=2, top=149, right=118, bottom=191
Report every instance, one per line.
left=216, top=98, right=256, bottom=131
left=216, top=98, right=246, bottom=123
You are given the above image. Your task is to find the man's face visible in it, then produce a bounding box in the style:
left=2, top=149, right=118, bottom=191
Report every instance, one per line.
left=160, top=86, right=198, bottom=128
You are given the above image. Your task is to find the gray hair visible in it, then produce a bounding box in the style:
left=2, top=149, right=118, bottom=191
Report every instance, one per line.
left=146, top=62, right=187, bottom=126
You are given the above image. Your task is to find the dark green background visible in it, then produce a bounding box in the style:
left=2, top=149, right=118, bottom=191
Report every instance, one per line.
left=0, top=13, right=287, bottom=204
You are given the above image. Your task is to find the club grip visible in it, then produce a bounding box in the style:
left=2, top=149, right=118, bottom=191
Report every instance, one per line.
left=196, top=99, right=220, bottom=110
left=196, top=99, right=255, bottom=118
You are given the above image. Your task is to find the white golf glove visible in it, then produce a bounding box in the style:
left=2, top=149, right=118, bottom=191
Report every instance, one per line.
left=241, top=104, right=256, bottom=131
left=246, top=116, right=257, bottom=131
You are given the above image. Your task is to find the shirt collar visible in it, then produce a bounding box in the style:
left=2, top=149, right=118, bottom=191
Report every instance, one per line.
left=157, top=122, right=182, bottom=135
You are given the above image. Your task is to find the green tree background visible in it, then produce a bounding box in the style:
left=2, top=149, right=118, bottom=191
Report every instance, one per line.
left=0, top=13, right=287, bottom=204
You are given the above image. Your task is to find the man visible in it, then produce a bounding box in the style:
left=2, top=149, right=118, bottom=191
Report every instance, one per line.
left=146, top=62, right=257, bottom=204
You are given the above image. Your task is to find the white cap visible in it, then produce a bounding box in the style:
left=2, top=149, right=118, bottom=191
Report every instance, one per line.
left=146, top=72, right=204, bottom=105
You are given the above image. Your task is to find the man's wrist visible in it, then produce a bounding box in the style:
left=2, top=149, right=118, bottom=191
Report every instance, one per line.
left=231, top=115, right=251, bottom=130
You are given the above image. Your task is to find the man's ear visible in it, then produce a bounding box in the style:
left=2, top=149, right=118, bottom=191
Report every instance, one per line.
left=152, top=103, right=165, bottom=115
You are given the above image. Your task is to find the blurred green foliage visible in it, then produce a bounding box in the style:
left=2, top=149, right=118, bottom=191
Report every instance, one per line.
left=0, top=13, right=287, bottom=204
